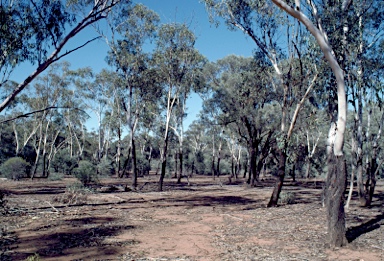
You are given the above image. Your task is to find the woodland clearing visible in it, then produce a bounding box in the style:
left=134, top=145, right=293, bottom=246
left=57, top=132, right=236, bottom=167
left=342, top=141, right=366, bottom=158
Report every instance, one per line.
left=1, top=174, right=383, bottom=261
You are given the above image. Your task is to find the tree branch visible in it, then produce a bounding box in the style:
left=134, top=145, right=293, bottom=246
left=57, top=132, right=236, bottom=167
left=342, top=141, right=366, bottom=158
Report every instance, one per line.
left=0, top=106, right=86, bottom=123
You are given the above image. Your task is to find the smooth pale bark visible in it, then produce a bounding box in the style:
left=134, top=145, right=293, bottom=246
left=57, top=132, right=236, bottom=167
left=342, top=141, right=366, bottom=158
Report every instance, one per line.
left=270, top=0, right=347, bottom=155
left=305, top=131, right=321, bottom=179
left=271, top=0, right=347, bottom=247
left=268, top=68, right=318, bottom=206
left=159, top=81, right=178, bottom=191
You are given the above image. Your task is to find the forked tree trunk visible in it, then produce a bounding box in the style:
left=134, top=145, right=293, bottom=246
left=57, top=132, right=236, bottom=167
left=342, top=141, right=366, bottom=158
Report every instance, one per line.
left=267, top=148, right=286, bottom=207
left=271, top=0, right=348, bottom=247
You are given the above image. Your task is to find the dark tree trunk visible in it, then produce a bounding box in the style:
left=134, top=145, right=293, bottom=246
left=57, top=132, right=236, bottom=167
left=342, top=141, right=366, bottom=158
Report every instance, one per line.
left=356, top=156, right=366, bottom=206
left=132, top=139, right=138, bottom=189
left=243, top=158, right=248, bottom=179
left=43, top=153, right=47, bottom=177
left=247, top=147, right=257, bottom=185
left=325, top=154, right=347, bottom=247
left=177, top=149, right=183, bottom=184
left=305, top=157, right=311, bottom=179
left=159, top=134, right=169, bottom=191
left=45, top=157, right=51, bottom=178
left=121, top=146, right=131, bottom=178
left=173, top=153, right=178, bottom=179
left=159, top=159, right=167, bottom=191
left=190, top=159, right=195, bottom=177
left=365, top=158, right=377, bottom=206
left=216, top=156, right=221, bottom=177
left=290, top=164, right=296, bottom=182
left=116, top=127, right=122, bottom=176
left=231, top=157, right=234, bottom=178
left=211, top=155, right=215, bottom=180
left=267, top=148, right=286, bottom=207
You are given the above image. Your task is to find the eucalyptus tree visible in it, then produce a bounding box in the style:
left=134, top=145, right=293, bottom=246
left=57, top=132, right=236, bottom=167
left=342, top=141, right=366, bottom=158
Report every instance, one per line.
left=60, top=82, right=89, bottom=160
left=20, top=62, right=72, bottom=178
left=203, top=0, right=319, bottom=206
left=359, top=41, right=384, bottom=206
left=342, top=0, right=384, bottom=207
left=0, top=0, right=126, bottom=113
left=100, top=75, right=125, bottom=175
left=135, top=101, right=161, bottom=176
left=70, top=67, right=111, bottom=162
left=202, top=55, right=277, bottom=185
left=200, top=62, right=230, bottom=180
left=262, top=0, right=352, bottom=248
left=184, top=119, right=208, bottom=176
left=104, top=4, right=160, bottom=189
left=154, top=23, right=205, bottom=191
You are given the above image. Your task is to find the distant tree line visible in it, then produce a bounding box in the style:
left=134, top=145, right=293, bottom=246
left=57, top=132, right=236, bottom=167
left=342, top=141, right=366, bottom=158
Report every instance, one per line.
left=0, top=0, right=383, bottom=248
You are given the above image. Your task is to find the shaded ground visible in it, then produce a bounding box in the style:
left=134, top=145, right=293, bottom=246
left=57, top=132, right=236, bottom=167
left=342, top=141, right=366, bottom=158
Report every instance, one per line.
left=1, top=174, right=383, bottom=260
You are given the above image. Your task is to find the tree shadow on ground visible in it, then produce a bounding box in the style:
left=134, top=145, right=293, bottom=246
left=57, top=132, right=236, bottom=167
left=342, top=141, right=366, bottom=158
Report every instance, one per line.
left=11, top=217, right=135, bottom=260
left=346, top=213, right=384, bottom=243
left=149, top=194, right=262, bottom=208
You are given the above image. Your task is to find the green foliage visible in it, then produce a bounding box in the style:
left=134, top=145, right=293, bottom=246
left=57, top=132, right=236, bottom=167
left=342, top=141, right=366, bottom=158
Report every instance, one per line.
left=47, top=172, right=64, bottom=181
left=97, top=158, right=114, bottom=176
left=195, top=151, right=207, bottom=175
left=0, top=1, right=71, bottom=71
left=73, top=160, right=98, bottom=186
left=136, top=155, right=151, bottom=176
left=279, top=192, right=296, bottom=205
left=0, top=125, right=16, bottom=166
left=0, top=157, right=30, bottom=180
left=51, top=150, right=77, bottom=175
left=25, top=253, right=40, bottom=261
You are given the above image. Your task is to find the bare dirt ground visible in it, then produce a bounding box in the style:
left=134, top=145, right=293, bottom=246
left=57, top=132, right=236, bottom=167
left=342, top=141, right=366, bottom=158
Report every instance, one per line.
left=1, top=174, right=383, bottom=261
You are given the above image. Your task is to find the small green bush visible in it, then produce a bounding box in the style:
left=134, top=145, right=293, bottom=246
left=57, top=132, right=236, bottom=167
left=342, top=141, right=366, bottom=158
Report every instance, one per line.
left=137, top=156, right=150, bottom=176
left=51, top=150, right=77, bottom=175
left=0, top=157, right=30, bottom=180
left=47, top=172, right=64, bottom=181
left=279, top=191, right=296, bottom=205
left=73, top=160, right=97, bottom=186
left=53, top=182, right=92, bottom=205
left=97, top=158, right=114, bottom=176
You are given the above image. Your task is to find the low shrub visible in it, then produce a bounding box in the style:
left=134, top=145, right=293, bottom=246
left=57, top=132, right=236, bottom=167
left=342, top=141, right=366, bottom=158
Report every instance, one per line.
left=97, top=158, right=114, bottom=176
left=279, top=191, right=296, bottom=205
left=0, top=157, right=30, bottom=180
left=51, top=150, right=77, bottom=175
left=73, top=160, right=98, bottom=186
left=53, top=182, right=92, bottom=205
left=47, top=172, right=64, bottom=181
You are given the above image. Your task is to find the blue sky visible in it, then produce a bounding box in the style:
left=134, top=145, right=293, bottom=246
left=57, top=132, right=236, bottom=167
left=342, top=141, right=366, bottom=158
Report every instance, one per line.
left=10, top=0, right=257, bottom=130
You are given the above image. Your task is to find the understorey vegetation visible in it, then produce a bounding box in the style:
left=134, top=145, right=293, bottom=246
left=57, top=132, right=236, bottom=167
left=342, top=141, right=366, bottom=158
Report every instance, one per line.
left=0, top=0, right=383, bottom=251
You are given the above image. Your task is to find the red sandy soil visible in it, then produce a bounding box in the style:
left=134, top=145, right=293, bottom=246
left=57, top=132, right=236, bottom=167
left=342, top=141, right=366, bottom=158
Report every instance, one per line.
left=1, top=174, right=383, bottom=260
